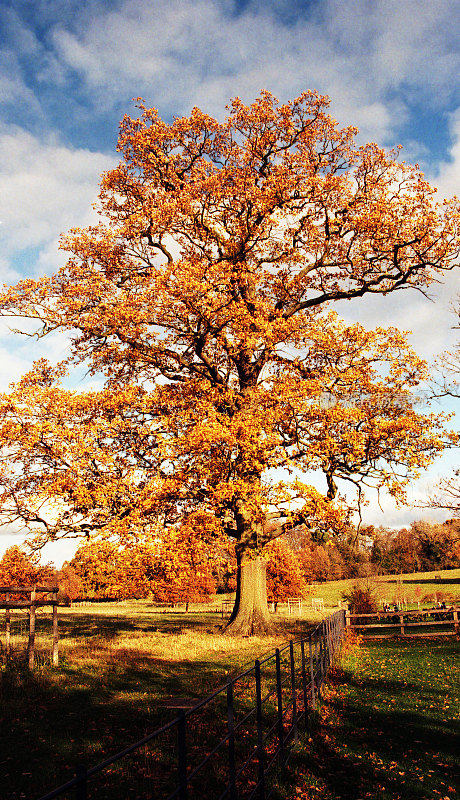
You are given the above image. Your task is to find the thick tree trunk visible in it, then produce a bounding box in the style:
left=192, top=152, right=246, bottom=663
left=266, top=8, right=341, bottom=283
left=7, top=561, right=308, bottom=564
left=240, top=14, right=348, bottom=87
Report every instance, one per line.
left=224, top=552, right=275, bottom=636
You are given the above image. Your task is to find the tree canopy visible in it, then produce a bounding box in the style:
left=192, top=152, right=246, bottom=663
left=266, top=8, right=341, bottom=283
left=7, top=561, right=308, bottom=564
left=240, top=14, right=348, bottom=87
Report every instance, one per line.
left=0, top=90, right=458, bottom=633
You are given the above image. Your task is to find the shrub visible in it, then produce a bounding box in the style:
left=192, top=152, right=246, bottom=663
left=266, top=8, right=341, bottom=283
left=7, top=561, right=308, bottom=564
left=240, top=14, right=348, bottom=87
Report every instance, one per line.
left=342, top=580, right=379, bottom=614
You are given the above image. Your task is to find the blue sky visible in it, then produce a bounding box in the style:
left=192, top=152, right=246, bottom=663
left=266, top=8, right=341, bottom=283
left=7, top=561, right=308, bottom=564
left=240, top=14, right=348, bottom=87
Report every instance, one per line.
left=0, top=0, right=459, bottom=563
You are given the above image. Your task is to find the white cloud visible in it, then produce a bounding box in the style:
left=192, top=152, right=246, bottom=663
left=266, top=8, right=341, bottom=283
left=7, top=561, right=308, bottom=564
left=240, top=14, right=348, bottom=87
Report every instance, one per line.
left=334, top=110, right=460, bottom=365
left=0, top=345, right=32, bottom=390
left=46, top=0, right=459, bottom=146
left=433, top=108, right=460, bottom=200
left=0, top=124, right=114, bottom=258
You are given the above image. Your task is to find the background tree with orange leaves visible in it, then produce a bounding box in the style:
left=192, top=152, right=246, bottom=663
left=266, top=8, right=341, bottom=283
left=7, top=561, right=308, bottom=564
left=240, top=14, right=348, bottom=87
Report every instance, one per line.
left=0, top=546, right=54, bottom=601
left=0, top=91, right=458, bottom=634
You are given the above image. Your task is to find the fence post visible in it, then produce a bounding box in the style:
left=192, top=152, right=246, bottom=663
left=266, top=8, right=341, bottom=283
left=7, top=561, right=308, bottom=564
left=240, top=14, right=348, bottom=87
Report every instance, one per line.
left=52, top=587, right=59, bottom=666
left=28, top=587, right=36, bottom=670
left=453, top=609, right=459, bottom=635
left=300, top=639, right=308, bottom=728
left=314, top=636, right=320, bottom=701
left=178, top=710, right=188, bottom=800
left=318, top=628, right=324, bottom=701
left=227, top=683, right=237, bottom=800
left=255, top=660, right=265, bottom=800
left=289, top=641, right=297, bottom=740
left=5, top=592, right=10, bottom=660
left=275, top=649, right=284, bottom=763
left=345, top=609, right=350, bottom=629
left=325, top=619, right=331, bottom=668
left=399, top=614, right=405, bottom=636
left=309, top=634, right=316, bottom=711
left=75, top=764, right=87, bottom=800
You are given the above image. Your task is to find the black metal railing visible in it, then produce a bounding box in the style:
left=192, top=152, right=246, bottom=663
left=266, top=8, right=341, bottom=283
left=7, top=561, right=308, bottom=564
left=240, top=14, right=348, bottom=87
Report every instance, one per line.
left=36, top=609, right=346, bottom=800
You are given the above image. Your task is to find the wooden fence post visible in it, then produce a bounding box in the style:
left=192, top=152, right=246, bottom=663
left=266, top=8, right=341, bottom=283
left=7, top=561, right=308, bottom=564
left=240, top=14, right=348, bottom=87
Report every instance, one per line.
left=52, top=587, right=59, bottom=665
left=453, top=609, right=459, bottom=635
left=275, top=649, right=284, bottom=763
left=309, top=634, right=316, bottom=711
left=345, top=609, right=350, bottom=629
left=300, top=639, right=308, bottom=728
left=178, top=710, right=188, bottom=800
left=75, top=764, right=88, bottom=800
left=317, top=634, right=322, bottom=702
left=28, top=587, right=36, bottom=670
left=399, top=614, right=405, bottom=636
left=289, top=641, right=297, bottom=740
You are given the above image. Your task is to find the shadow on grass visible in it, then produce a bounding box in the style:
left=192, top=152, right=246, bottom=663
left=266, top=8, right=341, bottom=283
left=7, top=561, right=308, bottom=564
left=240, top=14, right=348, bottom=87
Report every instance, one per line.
left=0, top=652, right=228, bottom=800
left=0, top=609, right=299, bottom=800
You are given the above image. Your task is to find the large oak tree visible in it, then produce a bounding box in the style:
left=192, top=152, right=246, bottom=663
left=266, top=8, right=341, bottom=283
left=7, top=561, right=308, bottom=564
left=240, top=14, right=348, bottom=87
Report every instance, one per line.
left=0, top=91, right=458, bottom=634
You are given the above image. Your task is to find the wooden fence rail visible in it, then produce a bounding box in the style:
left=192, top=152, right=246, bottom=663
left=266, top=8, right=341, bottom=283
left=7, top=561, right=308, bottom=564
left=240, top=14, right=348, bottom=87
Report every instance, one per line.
left=35, top=609, right=347, bottom=800
left=346, top=606, right=460, bottom=636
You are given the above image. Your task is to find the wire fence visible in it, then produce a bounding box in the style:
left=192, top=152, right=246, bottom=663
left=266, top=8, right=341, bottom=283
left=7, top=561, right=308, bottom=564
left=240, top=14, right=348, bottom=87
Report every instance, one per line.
left=36, top=609, right=346, bottom=800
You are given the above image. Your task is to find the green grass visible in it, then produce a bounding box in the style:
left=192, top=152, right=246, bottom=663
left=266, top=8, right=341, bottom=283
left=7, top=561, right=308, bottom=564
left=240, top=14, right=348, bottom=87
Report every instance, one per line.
left=279, top=635, right=460, bottom=800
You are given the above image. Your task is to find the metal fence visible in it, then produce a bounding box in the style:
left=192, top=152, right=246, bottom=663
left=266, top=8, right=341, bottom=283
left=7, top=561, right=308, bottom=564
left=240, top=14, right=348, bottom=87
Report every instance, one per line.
left=36, top=609, right=346, bottom=800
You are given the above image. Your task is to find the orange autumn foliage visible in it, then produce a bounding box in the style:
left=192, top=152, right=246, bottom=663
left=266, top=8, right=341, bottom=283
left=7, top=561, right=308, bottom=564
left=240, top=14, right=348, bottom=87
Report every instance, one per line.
left=0, top=90, right=458, bottom=633
left=0, top=545, right=54, bottom=601
left=70, top=512, right=217, bottom=602
left=70, top=539, right=123, bottom=599
left=264, top=538, right=309, bottom=601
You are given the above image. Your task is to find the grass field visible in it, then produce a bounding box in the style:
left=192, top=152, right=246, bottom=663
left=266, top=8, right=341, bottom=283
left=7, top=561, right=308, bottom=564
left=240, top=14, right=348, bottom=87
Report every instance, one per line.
left=281, top=635, right=460, bottom=800
left=63, top=565, right=460, bottom=627
left=1, top=568, right=459, bottom=799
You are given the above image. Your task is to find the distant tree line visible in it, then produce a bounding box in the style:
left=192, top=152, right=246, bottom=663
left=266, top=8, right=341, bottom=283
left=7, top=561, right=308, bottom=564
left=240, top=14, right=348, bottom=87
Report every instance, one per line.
left=0, top=517, right=458, bottom=603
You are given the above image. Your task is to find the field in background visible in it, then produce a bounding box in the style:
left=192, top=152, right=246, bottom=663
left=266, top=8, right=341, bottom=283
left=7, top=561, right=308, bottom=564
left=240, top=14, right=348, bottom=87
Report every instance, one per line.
left=63, top=566, right=460, bottom=621
left=303, top=566, right=460, bottom=610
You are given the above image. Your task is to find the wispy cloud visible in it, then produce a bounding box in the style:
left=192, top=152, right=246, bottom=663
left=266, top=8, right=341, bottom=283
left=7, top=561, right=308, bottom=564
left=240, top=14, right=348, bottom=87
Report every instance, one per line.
left=434, top=107, right=460, bottom=199
left=47, top=0, right=458, bottom=137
